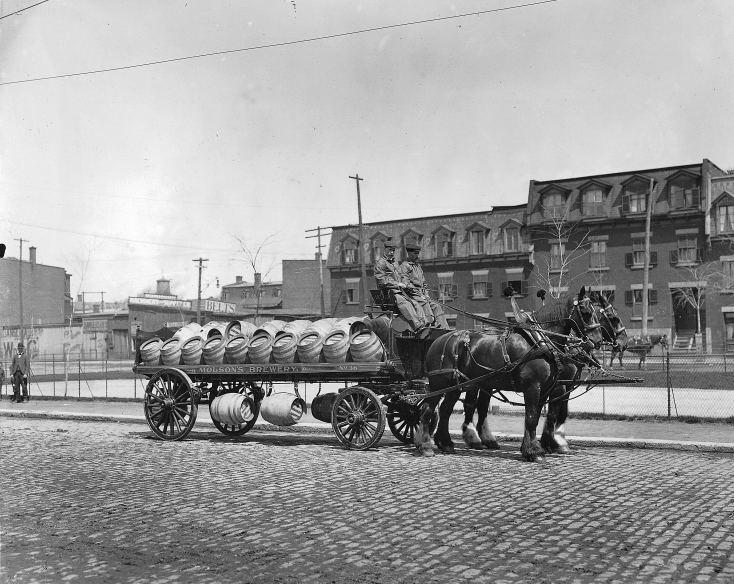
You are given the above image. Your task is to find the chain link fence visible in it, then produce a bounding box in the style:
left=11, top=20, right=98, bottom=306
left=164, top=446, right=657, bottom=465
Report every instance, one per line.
left=2, top=350, right=733, bottom=421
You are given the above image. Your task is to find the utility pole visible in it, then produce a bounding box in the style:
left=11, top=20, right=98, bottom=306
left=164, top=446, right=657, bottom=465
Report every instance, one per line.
left=306, top=226, right=332, bottom=318
left=641, top=177, right=654, bottom=337
left=14, top=238, right=26, bottom=343
left=349, top=174, right=370, bottom=313
left=193, top=258, right=208, bottom=325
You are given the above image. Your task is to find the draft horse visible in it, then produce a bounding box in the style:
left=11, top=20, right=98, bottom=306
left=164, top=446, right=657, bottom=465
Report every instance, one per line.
left=417, top=286, right=603, bottom=462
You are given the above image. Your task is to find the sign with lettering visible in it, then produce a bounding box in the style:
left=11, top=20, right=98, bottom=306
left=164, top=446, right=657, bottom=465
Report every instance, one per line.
left=197, top=299, right=236, bottom=314
left=129, top=296, right=192, bottom=309
left=83, top=319, right=108, bottom=333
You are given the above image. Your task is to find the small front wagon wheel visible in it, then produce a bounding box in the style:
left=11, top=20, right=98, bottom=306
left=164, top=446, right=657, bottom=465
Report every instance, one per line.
left=386, top=399, right=422, bottom=444
left=331, top=386, right=385, bottom=450
left=144, top=368, right=198, bottom=441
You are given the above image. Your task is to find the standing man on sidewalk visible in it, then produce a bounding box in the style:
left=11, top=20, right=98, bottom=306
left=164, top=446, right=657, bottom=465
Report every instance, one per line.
left=11, top=342, right=30, bottom=403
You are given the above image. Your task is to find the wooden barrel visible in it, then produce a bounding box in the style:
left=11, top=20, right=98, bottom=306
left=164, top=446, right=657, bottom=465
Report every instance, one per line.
left=160, top=338, right=182, bottom=366
left=181, top=336, right=204, bottom=365
left=311, top=393, right=339, bottom=423
left=334, top=316, right=361, bottom=333
left=297, top=331, right=325, bottom=363
left=281, top=319, right=311, bottom=338
left=303, top=318, right=336, bottom=338
left=349, top=330, right=384, bottom=362
left=224, top=335, right=249, bottom=364
left=173, top=325, right=203, bottom=343
left=255, top=320, right=286, bottom=339
left=272, top=332, right=298, bottom=364
left=323, top=329, right=350, bottom=363
left=225, top=320, right=243, bottom=339
left=203, top=336, right=226, bottom=365
left=210, top=393, right=256, bottom=425
left=248, top=331, right=274, bottom=364
left=260, top=393, right=305, bottom=426
left=201, top=322, right=226, bottom=339
left=238, top=321, right=257, bottom=338
left=140, top=338, right=162, bottom=365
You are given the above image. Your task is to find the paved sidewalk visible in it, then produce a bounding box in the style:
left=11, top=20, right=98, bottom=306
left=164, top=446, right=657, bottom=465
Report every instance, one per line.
left=1, top=395, right=732, bottom=452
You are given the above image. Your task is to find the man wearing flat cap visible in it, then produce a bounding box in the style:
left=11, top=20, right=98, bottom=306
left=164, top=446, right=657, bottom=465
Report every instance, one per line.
left=400, top=243, right=449, bottom=328
left=11, top=342, right=31, bottom=403
left=374, top=238, right=426, bottom=331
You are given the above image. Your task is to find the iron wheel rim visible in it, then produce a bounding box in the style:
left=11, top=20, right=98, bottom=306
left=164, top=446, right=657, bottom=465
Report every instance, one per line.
left=144, top=368, right=198, bottom=441
left=331, top=386, right=385, bottom=450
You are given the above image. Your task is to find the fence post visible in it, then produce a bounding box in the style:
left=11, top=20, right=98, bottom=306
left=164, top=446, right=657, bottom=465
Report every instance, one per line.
left=666, top=351, right=671, bottom=418
left=105, top=359, right=108, bottom=398
left=53, top=356, right=56, bottom=396
left=725, top=351, right=727, bottom=374
left=78, top=357, right=81, bottom=398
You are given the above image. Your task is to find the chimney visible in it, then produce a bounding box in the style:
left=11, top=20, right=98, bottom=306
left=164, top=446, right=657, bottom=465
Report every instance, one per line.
left=29, top=246, right=36, bottom=268
left=236, top=276, right=242, bottom=283
left=156, top=278, right=171, bottom=295
left=93, top=304, right=100, bottom=313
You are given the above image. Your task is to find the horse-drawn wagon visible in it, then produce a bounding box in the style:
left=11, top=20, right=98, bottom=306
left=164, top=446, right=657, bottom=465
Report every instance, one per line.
left=133, top=286, right=641, bottom=460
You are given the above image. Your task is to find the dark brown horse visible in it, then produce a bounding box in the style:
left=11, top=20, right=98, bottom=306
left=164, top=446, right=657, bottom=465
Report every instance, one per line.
left=418, top=286, right=603, bottom=462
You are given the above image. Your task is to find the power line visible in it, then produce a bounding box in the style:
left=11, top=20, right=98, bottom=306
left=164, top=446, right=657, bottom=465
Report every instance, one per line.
left=0, top=0, right=50, bottom=20
left=0, top=0, right=558, bottom=86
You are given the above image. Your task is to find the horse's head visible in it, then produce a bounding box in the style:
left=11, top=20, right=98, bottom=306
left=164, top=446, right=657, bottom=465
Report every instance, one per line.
left=594, top=293, right=628, bottom=352
left=568, top=286, right=603, bottom=348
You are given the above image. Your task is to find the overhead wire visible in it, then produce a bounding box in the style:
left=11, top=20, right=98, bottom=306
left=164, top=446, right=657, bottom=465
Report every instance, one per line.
left=0, top=0, right=558, bottom=86
left=0, top=0, right=50, bottom=20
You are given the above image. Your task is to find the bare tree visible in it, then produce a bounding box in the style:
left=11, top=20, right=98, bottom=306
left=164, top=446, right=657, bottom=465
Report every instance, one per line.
left=534, top=209, right=592, bottom=299
left=232, top=234, right=280, bottom=321
left=674, top=259, right=734, bottom=340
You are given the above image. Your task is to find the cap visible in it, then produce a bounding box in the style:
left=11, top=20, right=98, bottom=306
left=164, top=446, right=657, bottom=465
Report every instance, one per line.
left=405, top=243, right=421, bottom=252
left=17, top=342, right=24, bottom=348
left=384, top=238, right=397, bottom=249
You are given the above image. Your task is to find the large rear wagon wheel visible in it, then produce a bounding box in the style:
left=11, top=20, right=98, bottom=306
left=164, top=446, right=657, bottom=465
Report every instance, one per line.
left=331, top=386, right=385, bottom=450
left=144, top=368, right=198, bottom=441
left=208, top=380, right=261, bottom=436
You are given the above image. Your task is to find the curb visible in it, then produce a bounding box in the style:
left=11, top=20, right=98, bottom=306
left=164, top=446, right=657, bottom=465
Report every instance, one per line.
left=2, top=408, right=733, bottom=453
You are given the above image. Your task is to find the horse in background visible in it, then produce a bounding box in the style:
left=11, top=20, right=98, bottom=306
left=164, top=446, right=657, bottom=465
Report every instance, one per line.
left=623, top=334, right=668, bottom=369
left=429, top=286, right=602, bottom=462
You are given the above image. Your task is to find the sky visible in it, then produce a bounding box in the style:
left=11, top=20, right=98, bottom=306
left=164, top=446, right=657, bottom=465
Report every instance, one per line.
left=2, top=0, right=733, bottom=305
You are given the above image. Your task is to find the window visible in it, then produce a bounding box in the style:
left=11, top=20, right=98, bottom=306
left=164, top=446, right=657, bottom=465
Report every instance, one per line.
left=544, top=192, right=566, bottom=218
left=344, top=280, right=360, bottom=304
left=717, top=204, right=734, bottom=234
left=272, top=288, right=281, bottom=298
left=623, top=184, right=648, bottom=214
left=677, top=235, right=698, bottom=264
left=504, top=227, right=519, bottom=252
left=501, top=279, right=528, bottom=297
left=626, top=289, right=658, bottom=318
left=401, top=232, right=421, bottom=261
left=341, top=239, right=359, bottom=265
left=590, top=240, right=606, bottom=268
left=723, top=260, right=734, bottom=279
left=632, top=239, right=645, bottom=266
left=469, top=230, right=485, bottom=255
left=582, top=189, right=604, bottom=216
left=669, top=178, right=699, bottom=210
left=371, top=239, right=386, bottom=264
left=435, top=232, right=454, bottom=258
left=438, top=274, right=457, bottom=302
left=550, top=242, right=565, bottom=270
left=468, top=272, right=491, bottom=299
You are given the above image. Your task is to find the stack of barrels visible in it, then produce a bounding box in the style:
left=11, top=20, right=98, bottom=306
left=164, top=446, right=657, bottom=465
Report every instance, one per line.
left=138, top=316, right=385, bottom=366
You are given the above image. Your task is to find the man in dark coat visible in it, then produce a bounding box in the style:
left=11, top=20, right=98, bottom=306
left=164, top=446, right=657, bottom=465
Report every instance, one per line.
left=374, top=239, right=426, bottom=331
left=400, top=243, right=449, bottom=328
left=11, top=342, right=31, bottom=403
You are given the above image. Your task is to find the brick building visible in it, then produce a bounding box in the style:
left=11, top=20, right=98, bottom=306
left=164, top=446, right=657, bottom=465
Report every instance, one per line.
left=526, top=159, right=731, bottom=351
left=326, top=205, right=532, bottom=330
left=0, top=246, right=72, bottom=328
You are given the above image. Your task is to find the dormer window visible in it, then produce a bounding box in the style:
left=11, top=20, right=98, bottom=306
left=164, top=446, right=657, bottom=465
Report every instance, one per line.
left=715, top=194, right=734, bottom=234
left=370, top=233, right=390, bottom=264
left=504, top=226, right=519, bottom=252
left=622, top=182, right=649, bottom=214
left=340, top=236, right=359, bottom=265
left=432, top=226, right=455, bottom=258
left=400, top=229, right=422, bottom=261
left=582, top=188, right=604, bottom=216
left=669, top=177, right=700, bottom=210
left=465, top=222, right=490, bottom=256
left=544, top=192, right=566, bottom=219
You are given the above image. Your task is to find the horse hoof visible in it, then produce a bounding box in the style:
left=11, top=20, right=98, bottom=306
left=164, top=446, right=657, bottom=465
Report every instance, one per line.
left=467, top=442, right=483, bottom=450
left=483, top=440, right=500, bottom=450
left=532, top=453, right=546, bottom=463
left=554, top=445, right=571, bottom=455
left=419, top=448, right=435, bottom=458
left=437, top=443, right=455, bottom=454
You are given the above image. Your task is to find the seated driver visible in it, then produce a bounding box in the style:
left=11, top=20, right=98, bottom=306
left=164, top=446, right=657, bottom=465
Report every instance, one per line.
left=400, top=243, right=449, bottom=328
left=374, top=238, right=426, bottom=331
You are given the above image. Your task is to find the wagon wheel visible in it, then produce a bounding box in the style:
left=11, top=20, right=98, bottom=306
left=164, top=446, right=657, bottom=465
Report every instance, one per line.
left=331, top=386, right=385, bottom=450
left=386, top=398, right=436, bottom=444
left=208, top=379, right=260, bottom=436
left=144, top=368, right=198, bottom=441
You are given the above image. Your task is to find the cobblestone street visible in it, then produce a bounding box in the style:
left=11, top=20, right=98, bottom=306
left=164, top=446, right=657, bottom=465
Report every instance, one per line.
left=1, top=417, right=733, bottom=584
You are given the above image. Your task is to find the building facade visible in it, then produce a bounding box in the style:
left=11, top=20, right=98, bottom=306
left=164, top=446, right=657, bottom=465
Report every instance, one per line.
left=0, top=246, right=72, bottom=329
left=525, top=159, right=730, bottom=350
left=326, top=206, right=532, bottom=330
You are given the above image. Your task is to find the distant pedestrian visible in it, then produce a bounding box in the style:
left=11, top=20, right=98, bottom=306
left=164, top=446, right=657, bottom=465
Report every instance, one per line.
left=11, top=342, right=31, bottom=403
